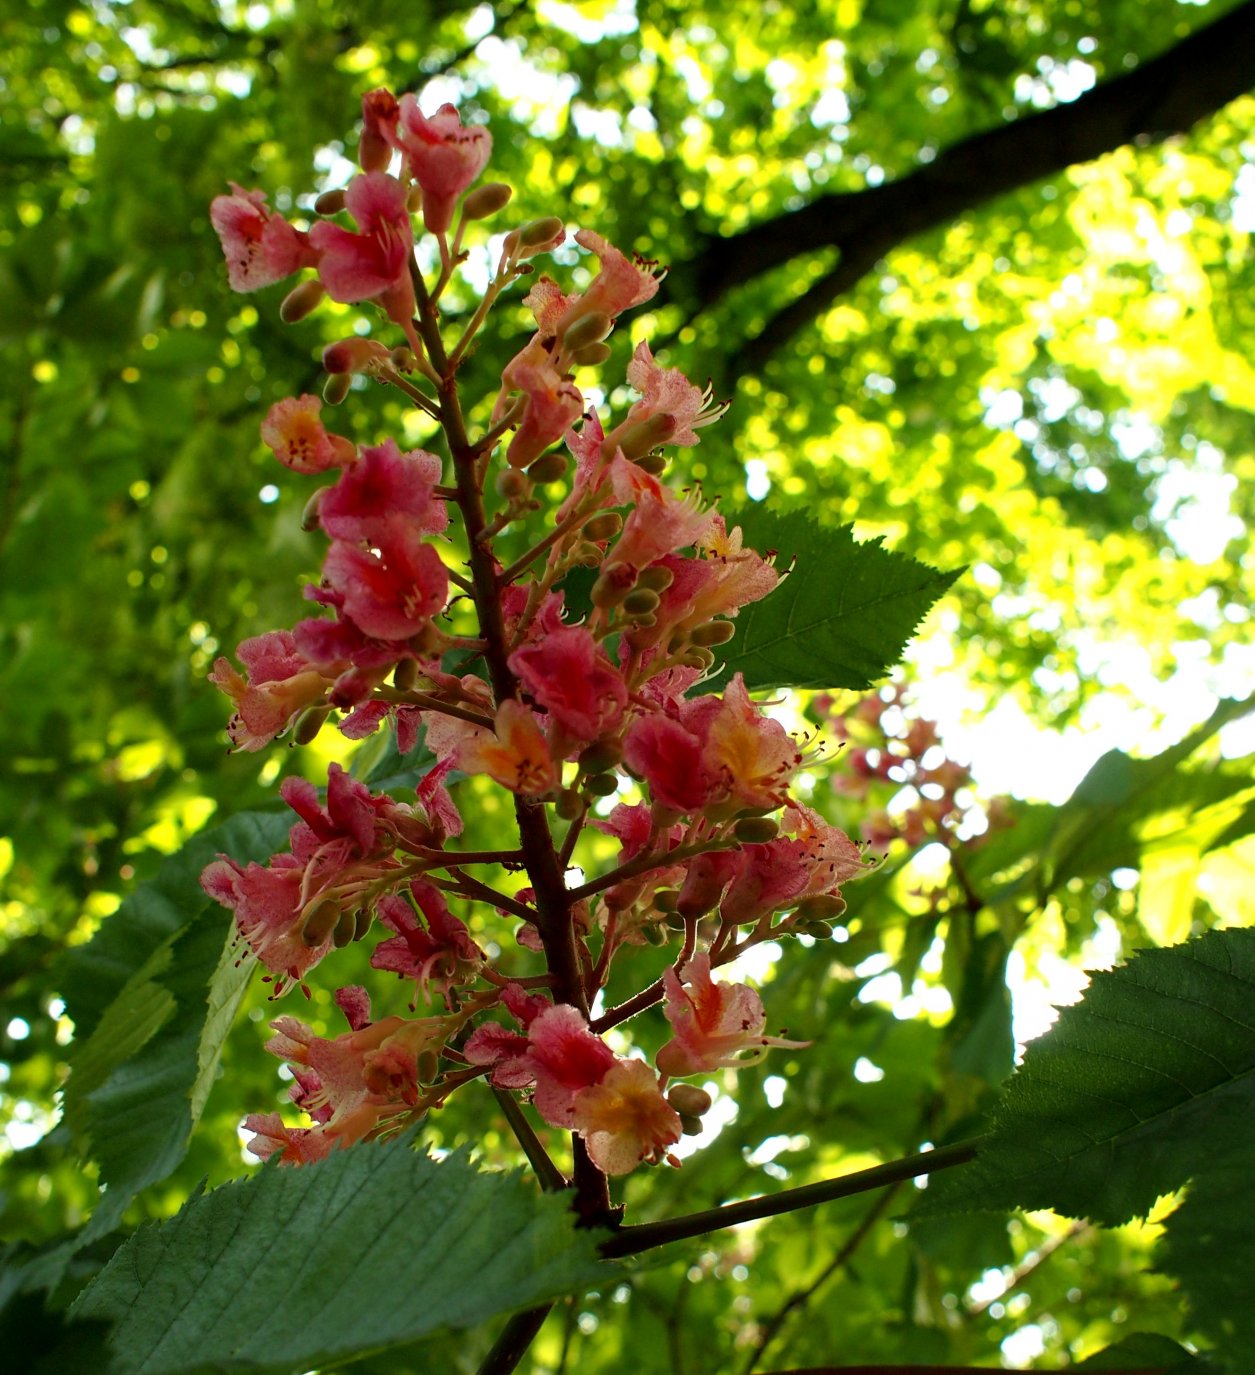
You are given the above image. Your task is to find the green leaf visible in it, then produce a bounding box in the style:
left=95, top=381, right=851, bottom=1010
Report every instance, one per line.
left=61, top=810, right=291, bottom=1040
left=71, top=1139, right=611, bottom=1375
left=708, top=507, right=961, bottom=691
left=916, top=929, right=1255, bottom=1227
left=1075, top=1332, right=1214, bottom=1371
left=62, top=811, right=290, bottom=1227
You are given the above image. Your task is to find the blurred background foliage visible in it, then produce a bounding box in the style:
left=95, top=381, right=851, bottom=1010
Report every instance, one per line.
left=1, top=0, right=1252, bottom=1370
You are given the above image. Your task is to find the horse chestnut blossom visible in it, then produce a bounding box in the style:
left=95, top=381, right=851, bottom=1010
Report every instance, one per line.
left=203, top=88, right=869, bottom=1214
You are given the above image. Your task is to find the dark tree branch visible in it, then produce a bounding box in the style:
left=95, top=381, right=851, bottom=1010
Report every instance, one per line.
left=679, top=0, right=1255, bottom=369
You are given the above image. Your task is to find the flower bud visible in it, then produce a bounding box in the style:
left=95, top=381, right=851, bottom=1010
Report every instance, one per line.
left=804, top=919, right=835, bottom=939
left=570, top=540, right=604, bottom=567
left=667, top=1084, right=713, bottom=1116
left=518, top=216, right=564, bottom=249
left=734, top=815, right=779, bottom=844
left=679, top=1113, right=705, bottom=1136
left=332, top=907, right=358, bottom=948
left=389, top=347, right=418, bottom=372
left=555, top=788, right=584, bottom=821
left=795, top=893, right=847, bottom=921
left=300, top=898, right=340, bottom=948
left=417, top=1049, right=440, bottom=1083
left=591, top=563, right=637, bottom=608
left=691, top=619, right=736, bottom=647
left=353, top=907, right=375, bottom=941
left=583, top=772, right=619, bottom=798
left=633, top=450, right=668, bottom=476
left=623, top=587, right=660, bottom=617
left=323, top=337, right=389, bottom=375
left=314, top=188, right=348, bottom=215
left=526, top=451, right=567, bottom=484
left=293, top=704, right=332, bottom=745
left=563, top=312, right=613, bottom=353
left=280, top=278, right=325, bottom=323
left=570, top=342, right=613, bottom=368
left=577, top=739, right=623, bottom=774
left=653, top=889, right=679, bottom=914
left=683, top=647, right=715, bottom=671
left=636, top=565, right=675, bottom=593
left=495, top=467, right=531, bottom=501
left=393, top=658, right=420, bottom=690
left=582, top=511, right=623, bottom=541
left=322, top=372, right=352, bottom=406
left=462, top=181, right=513, bottom=220
left=616, top=412, right=676, bottom=462
left=301, top=487, right=328, bottom=532
left=643, top=921, right=670, bottom=946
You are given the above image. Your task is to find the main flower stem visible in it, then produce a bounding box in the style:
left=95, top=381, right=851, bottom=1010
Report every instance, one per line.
left=413, top=257, right=612, bottom=1227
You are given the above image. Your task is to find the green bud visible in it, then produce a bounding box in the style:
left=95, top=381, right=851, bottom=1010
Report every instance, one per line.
left=562, top=312, right=612, bottom=353
left=804, top=919, right=835, bottom=939
left=570, top=342, right=612, bottom=367
left=518, top=215, right=564, bottom=248
left=462, top=181, right=513, bottom=220
left=636, top=565, right=675, bottom=593
left=665, top=912, right=688, bottom=931
left=623, top=587, right=661, bottom=617
left=332, top=907, right=358, bottom=948
left=583, top=772, right=619, bottom=798
left=555, top=788, right=584, bottom=821
left=643, top=922, right=670, bottom=946
left=617, top=412, right=676, bottom=462
left=633, top=450, right=668, bottom=476
left=795, top=893, right=847, bottom=921
left=393, top=658, right=420, bottom=691
left=679, top=1113, right=704, bottom=1136
left=293, top=704, right=331, bottom=746
left=322, top=371, right=352, bottom=406
left=495, top=467, right=531, bottom=500
left=667, top=1084, right=713, bottom=1116
left=691, top=619, right=736, bottom=647
left=578, top=739, right=623, bottom=773
left=526, top=451, right=568, bottom=484
left=683, top=647, right=715, bottom=671
left=314, top=188, right=347, bottom=215
left=734, top=815, right=780, bottom=844
left=300, top=487, right=328, bottom=532
left=280, top=278, right=325, bottom=323
left=354, top=906, right=375, bottom=941
left=300, top=899, right=340, bottom=948
left=591, top=565, right=636, bottom=608
left=389, top=347, right=418, bottom=372
left=570, top=539, right=604, bottom=567
left=652, top=889, right=679, bottom=913
left=582, top=511, right=623, bottom=541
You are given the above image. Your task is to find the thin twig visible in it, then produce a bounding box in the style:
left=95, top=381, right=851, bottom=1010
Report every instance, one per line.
left=600, top=1139, right=983, bottom=1258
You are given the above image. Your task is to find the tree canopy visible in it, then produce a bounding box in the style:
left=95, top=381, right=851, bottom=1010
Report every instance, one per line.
left=2, top=2, right=1253, bottom=1373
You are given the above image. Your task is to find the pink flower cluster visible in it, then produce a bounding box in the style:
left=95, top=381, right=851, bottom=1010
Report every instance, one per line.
left=204, top=88, right=869, bottom=1185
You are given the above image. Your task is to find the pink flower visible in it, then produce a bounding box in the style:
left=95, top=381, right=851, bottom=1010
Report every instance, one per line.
left=202, top=851, right=327, bottom=993
left=498, top=337, right=584, bottom=470
left=308, top=172, right=416, bottom=333
left=371, top=880, right=484, bottom=1004
left=555, top=229, right=663, bottom=342
left=602, top=341, right=728, bottom=453
left=210, top=184, right=318, bottom=292
left=260, top=395, right=356, bottom=474
left=359, top=88, right=400, bottom=173
left=321, top=529, right=449, bottom=641
left=510, top=625, right=628, bottom=744
left=656, top=953, right=807, bottom=1077
left=208, top=630, right=330, bottom=752
left=612, top=484, right=714, bottom=571
left=700, top=675, right=802, bottom=812
left=247, top=994, right=455, bottom=1160
left=572, top=1059, right=682, bottom=1175
left=456, top=698, right=559, bottom=796
left=395, top=98, right=492, bottom=234
left=318, top=439, right=447, bottom=544
left=623, top=712, right=715, bottom=813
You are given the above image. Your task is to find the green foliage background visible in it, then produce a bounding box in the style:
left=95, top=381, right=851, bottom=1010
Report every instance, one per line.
left=1, top=0, right=1252, bottom=1371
